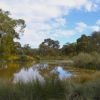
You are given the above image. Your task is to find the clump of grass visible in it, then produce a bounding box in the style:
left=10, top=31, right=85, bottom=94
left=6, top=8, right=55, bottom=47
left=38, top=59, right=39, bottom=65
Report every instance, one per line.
left=17, top=78, right=67, bottom=100
left=0, top=79, right=20, bottom=100
left=69, top=85, right=87, bottom=100
left=72, top=74, right=93, bottom=84
left=0, top=77, right=100, bottom=100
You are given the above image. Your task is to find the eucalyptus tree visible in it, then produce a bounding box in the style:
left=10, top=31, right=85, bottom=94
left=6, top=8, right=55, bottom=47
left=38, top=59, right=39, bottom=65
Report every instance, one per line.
left=0, top=8, right=26, bottom=57
left=91, top=31, right=100, bottom=52
left=61, top=42, right=77, bottom=56
left=0, top=9, right=25, bottom=39
left=42, top=38, right=60, bottom=49
left=39, top=38, right=60, bottom=57
left=76, top=34, right=93, bottom=53
left=22, top=44, right=31, bottom=55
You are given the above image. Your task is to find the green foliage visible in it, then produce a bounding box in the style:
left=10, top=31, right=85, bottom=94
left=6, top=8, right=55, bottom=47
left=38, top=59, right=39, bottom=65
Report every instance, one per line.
left=0, top=8, right=25, bottom=58
left=26, top=56, right=34, bottom=61
left=35, top=55, right=40, bottom=60
left=61, top=32, right=100, bottom=56
left=9, top=55, right=34, bottom=61
left=73, top=52, right=100, bottom=69
left=17, top=55, right=34, bottom=61
left=0, top=34, right=16, bottom=57
left=0, top=78, right=67, bottom=100
left=18, top=78, right=66, bottom=100
left=73, top=52, right=93, bottom=68
left=0, top=78, right=100, bottom=100
left=39, top=38, right=60, bottom=57
left=62, top=42, right=77, bottom=56
left=91, top=31, right=100, bottom=52
left=9, top=56, right=18, bottom=61
left=17, top=55, right=27, bottom=61
left=0, top=9, right=25, bottom=39
left=76, top=34, right=93, bottom=53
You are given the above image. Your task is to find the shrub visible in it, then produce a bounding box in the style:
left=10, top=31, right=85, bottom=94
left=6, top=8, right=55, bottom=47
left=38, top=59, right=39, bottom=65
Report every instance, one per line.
left=73, top=52, right=100, bottom=69
left=35, top=55, right=40, bottom=60
left=91, top=52, right=100, bottom=64
left=73, top=52, right=94, bottom=68
left=9, top=56, right=18, bottom=61
left=18, top=55, right=27, bottom=61
left=9, top=55, right=34, bottom=61
left=26, top=56, right=34, bottom=61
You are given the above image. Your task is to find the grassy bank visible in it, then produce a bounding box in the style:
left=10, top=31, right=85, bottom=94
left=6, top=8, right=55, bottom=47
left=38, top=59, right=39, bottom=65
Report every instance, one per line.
left=0, top=77, right=100, bottom=100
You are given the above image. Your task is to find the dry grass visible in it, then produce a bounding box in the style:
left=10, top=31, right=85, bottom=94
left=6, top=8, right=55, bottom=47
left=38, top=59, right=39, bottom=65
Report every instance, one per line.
left=70, top=69, right=100, bottom=84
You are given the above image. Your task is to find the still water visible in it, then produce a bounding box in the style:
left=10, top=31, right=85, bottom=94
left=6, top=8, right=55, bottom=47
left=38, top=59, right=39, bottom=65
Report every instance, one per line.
left=0, top=60, right=74, bottom=83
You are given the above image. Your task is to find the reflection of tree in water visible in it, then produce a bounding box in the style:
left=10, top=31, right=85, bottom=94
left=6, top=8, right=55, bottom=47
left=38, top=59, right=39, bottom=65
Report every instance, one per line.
left=0, top=61, right=73, bottom=83
left=0, top=61, right=34, bottom=82
left=17, top=61, right=34, bottom=69
left=39, top=64, right=59, bottom=79
left=38, top=63, right=73, bottom=80
left=0, top=62, right=18, bottom=81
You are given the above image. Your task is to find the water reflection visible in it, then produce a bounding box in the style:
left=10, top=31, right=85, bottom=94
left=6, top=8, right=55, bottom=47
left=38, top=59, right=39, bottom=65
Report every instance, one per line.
left=51, top=66, right=73, bottom=79
left=0, top=61, right=74, bottom=82
left=14, top=67, right=44, bottom=83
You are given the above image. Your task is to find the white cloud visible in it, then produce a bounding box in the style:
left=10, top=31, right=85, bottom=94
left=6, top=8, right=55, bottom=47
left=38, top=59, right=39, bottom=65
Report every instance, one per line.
left=52, top=29, right=76, bottom=38
left=89, top=26, right=99, bottom=31
left=0, top=0, right=100, bottom=47
left=96, top=20, right=100, bottom=25
left=75, top=22, right=87, bottom=32
left=75, top=21, right=100, bottom=32
left=56, top=18, right=66, bottom=26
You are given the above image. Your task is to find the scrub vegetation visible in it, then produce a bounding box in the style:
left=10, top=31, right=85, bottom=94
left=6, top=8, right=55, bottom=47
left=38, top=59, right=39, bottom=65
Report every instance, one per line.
left=0, top=77, right=100, bottom=100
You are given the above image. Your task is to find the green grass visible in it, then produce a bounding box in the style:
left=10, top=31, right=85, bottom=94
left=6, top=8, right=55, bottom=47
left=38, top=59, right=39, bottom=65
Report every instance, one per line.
left=0, top=77, right=100, bottom=100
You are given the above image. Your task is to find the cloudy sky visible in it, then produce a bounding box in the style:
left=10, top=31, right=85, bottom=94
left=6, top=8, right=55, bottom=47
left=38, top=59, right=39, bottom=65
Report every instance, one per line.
left=0, top=0, right=100, bottom=48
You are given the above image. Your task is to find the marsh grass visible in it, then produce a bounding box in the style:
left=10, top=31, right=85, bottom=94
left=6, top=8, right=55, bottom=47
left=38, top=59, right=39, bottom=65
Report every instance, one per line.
left=0, top=77, right=100, bottom=100
left=0, top=79, right=20, bottom=100
left=18, top=78, right=67, bottom=100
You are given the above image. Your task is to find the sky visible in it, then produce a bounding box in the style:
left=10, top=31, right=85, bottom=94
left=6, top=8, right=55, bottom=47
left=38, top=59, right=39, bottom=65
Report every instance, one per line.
left=0, top=0, right=100, bottom=48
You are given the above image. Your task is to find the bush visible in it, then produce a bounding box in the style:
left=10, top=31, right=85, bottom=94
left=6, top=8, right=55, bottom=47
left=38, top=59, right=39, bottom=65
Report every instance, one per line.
left=91, top=52, right=100, bottom=64
left=26, top=56, right=34, bottom=61
left=73, top=52, right=94, bottom=68
left=35, top=55, right=40, bottom=60
left=73, top=52, right=100, bottom=69
left=18, top=55, right=27, bottom=61
left=9, top=56, right=18, bottom=61
left=18, top=55, right=34, bottom=61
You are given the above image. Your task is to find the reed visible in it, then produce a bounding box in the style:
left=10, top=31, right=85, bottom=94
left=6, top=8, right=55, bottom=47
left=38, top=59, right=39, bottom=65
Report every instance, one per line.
left=0, top=77, right=100, bottom=100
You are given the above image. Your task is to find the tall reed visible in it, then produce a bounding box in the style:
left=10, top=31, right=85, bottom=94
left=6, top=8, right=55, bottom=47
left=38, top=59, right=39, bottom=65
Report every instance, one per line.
left=0, top=78, right=100, bottom=100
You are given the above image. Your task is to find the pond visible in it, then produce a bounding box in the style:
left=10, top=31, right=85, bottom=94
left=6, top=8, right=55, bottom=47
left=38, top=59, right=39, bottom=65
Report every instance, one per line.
left=0, top=60, right=75, bottom=83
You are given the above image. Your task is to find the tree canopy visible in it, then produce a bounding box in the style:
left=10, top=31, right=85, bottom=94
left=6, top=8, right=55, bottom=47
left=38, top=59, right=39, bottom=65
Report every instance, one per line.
left=0, top=9, right=26, bottom=58
left=39, top=38, right=60, bottom=57
left=0, top=9, right=26, bottom=39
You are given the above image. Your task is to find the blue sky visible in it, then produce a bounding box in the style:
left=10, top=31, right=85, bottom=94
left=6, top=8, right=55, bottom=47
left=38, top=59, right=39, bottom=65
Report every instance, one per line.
left=0, top=0, right=100, bottom=48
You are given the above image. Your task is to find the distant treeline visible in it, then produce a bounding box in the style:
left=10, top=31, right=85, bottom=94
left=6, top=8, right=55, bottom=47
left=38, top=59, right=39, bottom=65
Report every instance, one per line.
left=0, top=8, right=100, bottom=59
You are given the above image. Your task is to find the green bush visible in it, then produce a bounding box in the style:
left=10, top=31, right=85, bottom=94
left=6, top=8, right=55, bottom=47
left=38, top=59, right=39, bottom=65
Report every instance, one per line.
left=17, top=55, right=34, bottom=61
left=73, top=52, right=100, bottom=69
left=35, top=55, right=40, bottom=60
left=18, top=55, right=27, bottom=61
left=91, top=52, right=100, bottom=63
left=73, top=52, right=94, bottom=68
left=9, top=56, right=18, bottom=61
